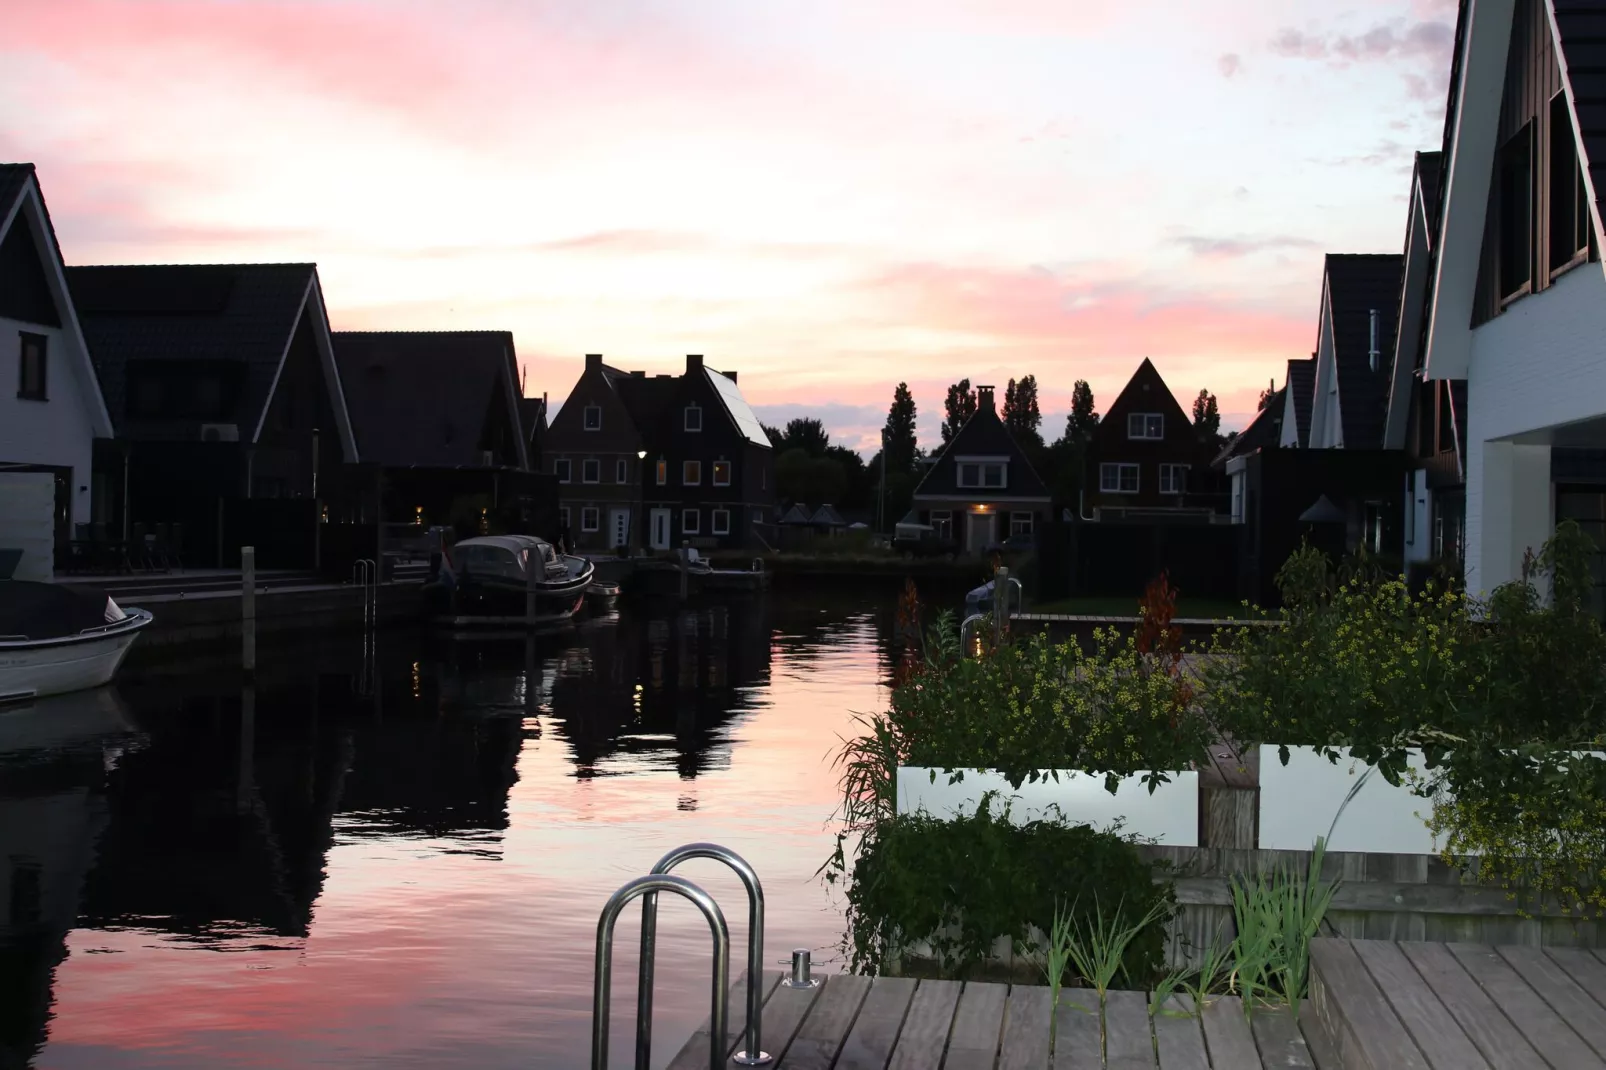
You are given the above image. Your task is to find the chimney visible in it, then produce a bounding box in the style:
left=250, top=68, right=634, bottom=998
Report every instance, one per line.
left=977, top=384, right=996, bottom=412
left=1367, top=309, right=1380, bottom=372
left=687, top=354, right=704, bottom=373
left=630, top=370, right=646, bottom=378
left=725, top=370, right=737, bottom=384
left=585, top=353, right=603, bottom=371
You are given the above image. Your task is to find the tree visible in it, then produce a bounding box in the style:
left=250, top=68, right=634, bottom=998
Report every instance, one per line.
left=882, top=382, right=919, bottom=476
left=776, top=447, right=846, bottom=506
left=1060, top=380, right=1099, bottom=448
left=1191, top=390, right=1221, bottom=438
left=1257, top=379, right=1278, bottom=411
left=763, top=423, right=784, bottom=448
left=825, top=445, right=871, bottom=510
left=1002, top=375, right=1044, bottom=449
left=942, top=379, right=978, bottom=444
left=780, top=417, right=831, bottom=457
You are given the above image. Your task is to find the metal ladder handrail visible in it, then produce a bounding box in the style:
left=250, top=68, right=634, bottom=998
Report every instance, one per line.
left=639, top=843, right=770, bottom=1066
left=352, top=558, right=377, bottom=628
left=593, top=874, right=729, bottom=1070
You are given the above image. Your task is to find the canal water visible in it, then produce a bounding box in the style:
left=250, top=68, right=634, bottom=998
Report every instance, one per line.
left=1, top=591, right=894, bottom=1069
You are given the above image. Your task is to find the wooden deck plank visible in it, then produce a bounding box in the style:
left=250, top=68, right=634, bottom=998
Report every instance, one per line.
left=944, top=982, right=1009, bottom=1070
left=1548, top=947, right=1606, bottom=1011
left=780, top=973, right=872, bottom=1070
left=1497, top=945, right=1606, bottom=1059
left=726, top=975, right=827, bottom=1068
left=1447, top=943, right=1606, bottom=1070
left=1050, top=995, right=1103, bottom=1069
left=1350, top=939, right=1491, bottom=1069
left=836, top=977, right=918, bottom=1070
left=886, top=979, right=962, bottom=1070
left=1103, top=989, right=1154, bottom=1070
left=666, top=969, right=784, bottom=1070
left=1296, top=998, right=1342, bottom=1070
left=1249, top=1006, right=1316, bottom=1069
left=1199, top=996, right=1259, bottom=1070
left=997, top=985, right=1053, bottom=1070
left=1309, top=939, right=1431, bottom=1070
left=1397, top=941, right=1542, bottom=1070
left=1151, top=994, right=1208, bottom=1070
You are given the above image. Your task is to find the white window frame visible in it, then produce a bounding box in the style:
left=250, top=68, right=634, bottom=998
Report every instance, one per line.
left=555, top=458, right=572, bottom=483
left=1100, top=463, right=1140, bottom=494
left=712, top=508, right=731, bottom=535
left=581, top=506, right=600, bottom=532
left=1159, top=463, right=1187, bottom=495
left=957, top=461, right=1005, bottom=489
left=582, top=458, right=601, bottom=484
left=684, top=403, right=703, bottom=432
left=712, top=459, right=732, bottom=486
left=958, top=463, right=979, bottom=488
left=616, top=458, right=628, bottom=483
left=1127, top=412, right=1164, bottom=440
left=930, top=510, right=953, bottom=539
left=583, top=404, right=602, bottom=431
left=1009, top=511, right=1034, bottom=537
left=982, top=463, right=1005, bottom=489
left=558, top=506, right=571, bottom=529
left=683, top=459, right=702, bottom=485
left=682, top=508, right=700, bottom=534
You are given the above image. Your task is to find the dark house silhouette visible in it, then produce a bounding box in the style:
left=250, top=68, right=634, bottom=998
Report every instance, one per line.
left=1085, top=359, right=1221, bottom=517
left=910, top=384, right=1050, bottom=553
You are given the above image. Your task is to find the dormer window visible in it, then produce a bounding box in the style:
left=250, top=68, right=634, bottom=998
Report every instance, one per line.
left=956, top=461, right=1006, bottom=489
left=1127, top=413, right=1164, bottom=440
left=583, top=404, right=602, bottom=431
left=685, top=403, right=703, bottom=432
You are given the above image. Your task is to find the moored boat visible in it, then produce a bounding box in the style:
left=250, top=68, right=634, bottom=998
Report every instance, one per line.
left=423, top=535, right=595, bottom=627
left=0, top=581, right=154, bottom=704
left=586, top=580, right=622, bottom=608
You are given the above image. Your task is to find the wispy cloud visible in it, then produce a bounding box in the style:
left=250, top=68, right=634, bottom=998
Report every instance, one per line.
left=1173, top=234, right=1318, bottom=259
left=1270, top=18, right=1453, bottom=64
left=1218, top=53, right=1244, bottom=78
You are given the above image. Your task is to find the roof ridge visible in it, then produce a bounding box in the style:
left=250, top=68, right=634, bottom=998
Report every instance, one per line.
left=332, top=329, right=514, bottom=336
left=67, top=261, right=317, bottom=270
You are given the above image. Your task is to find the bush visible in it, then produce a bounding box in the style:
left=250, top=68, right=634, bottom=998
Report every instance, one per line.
left=842, top=794, right=1173, bottom=982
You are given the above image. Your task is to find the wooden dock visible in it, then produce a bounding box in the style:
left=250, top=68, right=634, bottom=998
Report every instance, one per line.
left=666, top=970, right=1331, bottom=1068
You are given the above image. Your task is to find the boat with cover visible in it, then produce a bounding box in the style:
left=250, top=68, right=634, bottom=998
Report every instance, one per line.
left=423, top=535, right=595, bottom=626
left=0, top=581, right=154, bottom=703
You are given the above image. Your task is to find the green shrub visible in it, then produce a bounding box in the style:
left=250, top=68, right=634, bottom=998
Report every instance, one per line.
left=842, top=795, right=1173, bottom=982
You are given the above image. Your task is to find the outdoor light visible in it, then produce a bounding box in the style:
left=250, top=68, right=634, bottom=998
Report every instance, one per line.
left=637, top=450, right=647, bottom=460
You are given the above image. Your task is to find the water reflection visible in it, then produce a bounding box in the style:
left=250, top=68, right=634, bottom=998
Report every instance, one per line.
left=4, top=592, right=890, bottom=1069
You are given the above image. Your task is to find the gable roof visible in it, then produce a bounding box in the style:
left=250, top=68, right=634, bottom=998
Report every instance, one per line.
left=1285, top=357, right=1316, bottom=447
left=0, top=165, right=115, bottom=437
left=66, top=262, right=357, bottom=456
left=612, top=372, right=679, bottom=436
left=1552, top=1, right=1606, bottom=255
left=704, top=368, right=770, bottom=447
left=1215, top=389, right=1284, bottom=465
left=913, top=389, right=1049, bottom=499
left=332, top=331, right=528, bottom=468
left=1322, top=253, right=1403, bottom=449
left=1384, top=151, right=1447, bottom=450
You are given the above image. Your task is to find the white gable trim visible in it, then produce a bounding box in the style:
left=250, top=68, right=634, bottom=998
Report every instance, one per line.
left=1423, top=0, right=1516, bottom=380
left=249, top=272, right=361, bottom=461
left=1279, top=383, right=1300, bottom=447
left=4, top=180, right=114, bottom=438
left=1309, top=278, right=1343, bottom=448
left=501, top=338, right=530, bottom=470
left=1384, top=188, right=1434, bottom=450
left=1543, top=0, right=1606, bottom=278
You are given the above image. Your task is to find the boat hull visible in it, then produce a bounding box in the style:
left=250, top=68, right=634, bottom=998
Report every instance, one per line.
left=0, top=609, right=153, bottom=704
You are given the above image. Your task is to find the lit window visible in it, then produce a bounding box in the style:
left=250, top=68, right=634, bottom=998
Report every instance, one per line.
left=1100, top=463, right=1139, bottom=493
left=583, top=405, right=602, bottom=430
left=1159, top=464, right=1188, bottom=495
left=581, top=507, right=600, bottom=532
left=582, top=459, right=600, bottom=483
left=712, top=508, right=731, bottom=535
left=682, top=508, right=701, bottom=534
left=713, top=460, right=732, bottom=486
left=555, top=459, right=572, bottom=483
left=685, top=404, right=702, bottom=432
left=683, top=460, right=702, bottom=485
left=1127, top=413, right=1164, bottom=440
left=656, top=459, right=667, bottom=485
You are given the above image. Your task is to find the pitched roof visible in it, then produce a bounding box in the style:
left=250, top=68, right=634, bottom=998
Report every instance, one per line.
left=913, top=395, right=1050, bottom=499
left=811, top=504, right=846, bottom=526
left=612, top=372, right=678, bottom=435
left=0, top=164, right=35, bottom=228
left=1416, top=150, right=1444, bottom=237
left=332, top=331, right=524, bottom=467
left=66, top=263, right=317, bottom=436
left=1215, top=389, right=1283, bottom=465
left=1325, top=253, right=1403, bottom=449
left=780, top=503, right=811, bottom=524
left=704, top=368, right=770, bottom=447
left=1552, top=3, right=1606, bottom=253
left=1286, top=357, right=1315, bottom=447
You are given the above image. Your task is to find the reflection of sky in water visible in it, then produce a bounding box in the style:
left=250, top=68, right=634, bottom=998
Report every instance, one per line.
left=7, top=593, right=889, bottom=1069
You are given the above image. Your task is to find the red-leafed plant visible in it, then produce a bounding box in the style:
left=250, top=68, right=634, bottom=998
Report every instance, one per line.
left=1136, top=570, right=1193, bottom=721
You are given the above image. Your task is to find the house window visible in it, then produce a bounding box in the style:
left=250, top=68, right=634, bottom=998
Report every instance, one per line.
left=1231, top=474, right=1244, bottom=523
left=683, top=460, right=702, bottom=485
left=1159, top=464, right=1188, bottom=495
left=713, top=460, right=732, bottom=486
left=656, top=459, right=667, bottom=485
left=685, top=403, right=703, bottom=432
left=1498, top=122, right=1533, bottom=299
left=583, top=404, right=602, bottom=430
left=1009, top=512, right=1033, bottom=537
left=682, top=508, right=701, bottom=534
left=957, top=462, right=1006, bottom=488
left=712, top=508, right=731, bottom=535
left=930, top=510, right=953, bottom=540
left=581, top=507, right=600, bottom=532
left=1100, top=463, right=1140, bottom=493
left=555, top=458, right=572, bottom=483
left=1436, top=383, right=1454, bottom=455
left=982, top=464, right=1003, bottom=488
left=1550, top=92, right=1590, bottom=273
left=616, top=459, right=628, bottom=483
left=17, top=333, right=47, bottom=400
left=582, top=458, right=601, bottom=483
left=1127, top=413, right=1164, bottom=440
left=559, top=506, right=571, bottom=530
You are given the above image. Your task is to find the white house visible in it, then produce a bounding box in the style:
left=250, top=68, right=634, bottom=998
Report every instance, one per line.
left=1421, top=0, right=1606, bottom=601
left=0, top=164, right=114, bottom=537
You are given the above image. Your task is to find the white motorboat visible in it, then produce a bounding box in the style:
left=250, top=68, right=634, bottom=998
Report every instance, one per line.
left=0, top=581, right=154, bottom=704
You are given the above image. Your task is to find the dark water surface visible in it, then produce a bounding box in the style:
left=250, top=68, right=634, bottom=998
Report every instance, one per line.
left=1, top=592, right=891, bottom=1069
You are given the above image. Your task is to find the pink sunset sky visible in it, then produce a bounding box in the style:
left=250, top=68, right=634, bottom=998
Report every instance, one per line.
left=4, top=0, right=1456, bottom=453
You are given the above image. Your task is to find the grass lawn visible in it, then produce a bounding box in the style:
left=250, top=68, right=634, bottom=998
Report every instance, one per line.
left=1025, top=595, right=1262, bottom=619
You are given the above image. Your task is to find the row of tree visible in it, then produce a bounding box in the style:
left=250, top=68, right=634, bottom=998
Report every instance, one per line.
left=763, top=376, right=1234, bottom=524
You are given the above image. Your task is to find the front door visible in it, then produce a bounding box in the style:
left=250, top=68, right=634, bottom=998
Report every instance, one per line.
left=609, top=508, right=630, bottom=549
left=966, top=511, right=995, bottom=554
left=649, top=508, right=671, bottom=550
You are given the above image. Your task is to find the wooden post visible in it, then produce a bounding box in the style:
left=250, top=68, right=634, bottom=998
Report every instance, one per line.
left=241, top=545, right=256, bottom=677
left=525, top=545, right=537, bottom=624
left=995, top=566, right=1010, bottom=647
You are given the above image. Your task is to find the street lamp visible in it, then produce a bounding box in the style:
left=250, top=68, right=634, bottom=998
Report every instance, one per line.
left=636, top=449, right=648, bottom=556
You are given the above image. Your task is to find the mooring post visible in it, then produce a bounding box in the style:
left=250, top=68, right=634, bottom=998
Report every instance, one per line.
left=241, top=545, right=256, bottom=677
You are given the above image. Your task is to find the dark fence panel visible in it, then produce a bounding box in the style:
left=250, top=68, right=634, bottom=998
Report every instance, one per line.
left=1039, top=519, right=1241, bottom=602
